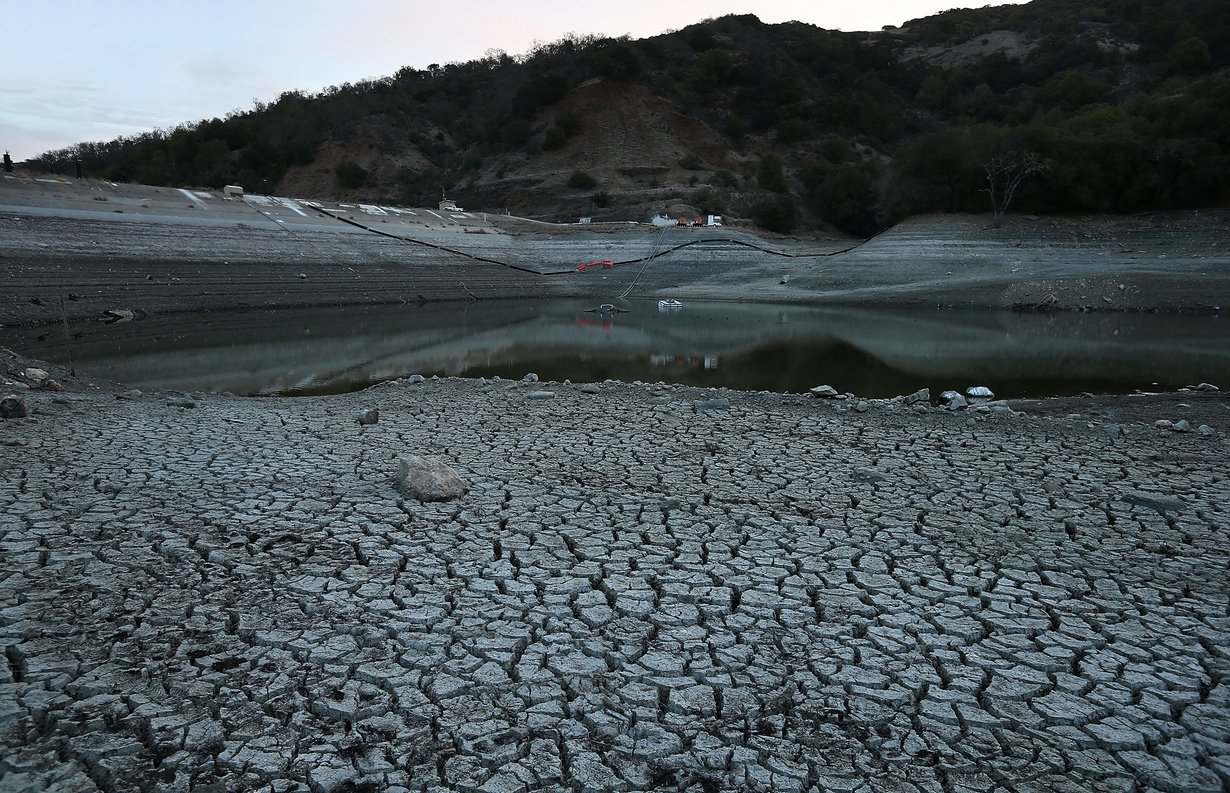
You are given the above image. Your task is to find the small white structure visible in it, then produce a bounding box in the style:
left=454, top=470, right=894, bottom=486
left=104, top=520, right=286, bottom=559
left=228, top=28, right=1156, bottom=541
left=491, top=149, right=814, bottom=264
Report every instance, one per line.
left=658, top=299, right=683, bottom=311
left=438, top=198, right=463, bottom=212
left=706, top=214, right=723, bottom=226
left=223, top=184, right=244, bottom=198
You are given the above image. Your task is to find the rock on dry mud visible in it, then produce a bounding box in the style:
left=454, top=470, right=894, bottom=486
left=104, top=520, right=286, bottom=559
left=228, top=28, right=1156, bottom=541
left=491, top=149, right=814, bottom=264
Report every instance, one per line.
left=396, top=455, right=467, bottom=501
left=1, top=394, right=28, bottom=418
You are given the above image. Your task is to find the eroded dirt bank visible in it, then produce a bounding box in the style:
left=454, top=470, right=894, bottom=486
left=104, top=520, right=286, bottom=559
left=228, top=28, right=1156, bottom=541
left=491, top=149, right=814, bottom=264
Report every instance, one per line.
left=2, top=175, right=1227, bottom=326
left=1, top=349, right=1227, bottom=792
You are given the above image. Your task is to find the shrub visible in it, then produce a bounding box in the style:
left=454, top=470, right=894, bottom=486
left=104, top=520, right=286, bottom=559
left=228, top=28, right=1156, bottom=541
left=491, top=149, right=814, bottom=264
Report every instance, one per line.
left=568, top=170, right=598, bottom=189
left=592, top=190, right=613, bottom=208
left=757, top=153, right=789, bottom=193
left=752, top=195, right=797, bottom=233
left=678, top=153, right=704, bottom=170
left=692, top=187, right=724, bottom=214
left=543, top=126, right=567, bottom=151
left=335, top=160, right=368, bottom=189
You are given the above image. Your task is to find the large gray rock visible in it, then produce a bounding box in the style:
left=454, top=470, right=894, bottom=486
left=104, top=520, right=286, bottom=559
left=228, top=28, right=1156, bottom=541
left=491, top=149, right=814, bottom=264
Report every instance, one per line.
left=966, top=385, right=995, bottom=401
left=1, top=395, right=29, bottom=419
left=396, top=456, right=467, bottom=502
left=903, top=387, right=931, bottom=405
left=809, top=385, right=839, bottom=398
left=939, top=390, right=968, bottom=409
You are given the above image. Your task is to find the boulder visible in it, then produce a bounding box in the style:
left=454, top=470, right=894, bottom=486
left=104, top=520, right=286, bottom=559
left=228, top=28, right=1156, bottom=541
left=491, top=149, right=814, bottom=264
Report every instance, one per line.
left=396, top=456, right=467, bottom=502
left=902, top=388, right=931, bottom=405
left=1, top=395, right=29, bottom=419
left=808, top=385, right=839, bottom=399
left=966, top=386, right=995, bottom=400
left=23, top=368, right=49, bottom=383
left=356, top=408, right=379, bottom=425
left=522, top=372, right=539, bottom=383
left=939, top=390, right=968, bottom=409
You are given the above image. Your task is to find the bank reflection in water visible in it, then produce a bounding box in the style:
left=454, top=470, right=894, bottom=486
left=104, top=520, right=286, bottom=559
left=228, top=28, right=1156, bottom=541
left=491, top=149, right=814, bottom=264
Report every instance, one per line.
left=1, top=299, right=1226, bottom=398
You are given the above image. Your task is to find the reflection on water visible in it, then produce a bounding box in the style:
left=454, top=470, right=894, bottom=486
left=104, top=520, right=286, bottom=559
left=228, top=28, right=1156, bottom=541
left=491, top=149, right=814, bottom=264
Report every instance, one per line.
left=2, top=299, right=1226, bottom=398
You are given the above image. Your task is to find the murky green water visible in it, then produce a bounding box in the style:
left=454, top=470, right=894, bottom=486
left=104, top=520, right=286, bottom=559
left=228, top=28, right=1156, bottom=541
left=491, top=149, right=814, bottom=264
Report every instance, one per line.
left=2, top=299, right=1226, bottom=398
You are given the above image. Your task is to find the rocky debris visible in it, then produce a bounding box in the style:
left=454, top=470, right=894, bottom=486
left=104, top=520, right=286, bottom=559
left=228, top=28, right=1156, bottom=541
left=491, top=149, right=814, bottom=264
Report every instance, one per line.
left=902, top=387, right=931, bottom=405
left=102, top=308, right=136, bottom=323
left=580, top=384, right=601, bottom=395
left=396, top=455, right=467, bottom=501
left=1121, top=490, right=1185, bottom=515
left=808, top=385, right=839, bottom=398
left=966, top=385, right=995, bottom=401
left=939, top=390, right=968, bottom=409
left=356, top=408, right=379, bottom=425
left=23, top=367, right=49, bottom=383
left=526, top=391, right=555, bottom=401
left=522, top=373, right=539, bottom=383
left=38, top=378, right=63, bottom=392
left=1, top=394, right=29, bottom=418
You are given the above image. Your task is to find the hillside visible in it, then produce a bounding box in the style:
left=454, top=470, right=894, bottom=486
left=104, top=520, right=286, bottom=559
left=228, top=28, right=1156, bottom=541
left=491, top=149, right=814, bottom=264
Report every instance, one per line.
left=28, top=0, right=1230, bottom=235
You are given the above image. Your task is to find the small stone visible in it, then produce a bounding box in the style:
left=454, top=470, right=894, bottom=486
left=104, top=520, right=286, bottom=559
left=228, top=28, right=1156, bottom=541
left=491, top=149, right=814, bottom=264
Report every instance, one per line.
left=966, top=386, right=995, bottom=400
left=1198, top=425, right=1215, bottom=436
left=396, top=456, right=467, bottom=502
left=23, top=368, right=49, bottom=382
left=903, top=387, right=930, bottom=405
left=1154, top=420, right=1173, bottom=430
left=1104, top=424, right=1123, bottom=439
left=406, top=374, right=426, bottom=384
left=809, top=385, right=839, bottom=398
left=166, top=397, right=196, bottom=409
left=297, top=272, right=307, bottom=279
left=1171, top=419, right=1191, bottom=433
left=1, top=395, right=29, bottom=419
left=854, top=400, right=869, bottom=413
left=939, top=390, right=968, bottom=409
left=527, top=391, right=555, bottom=400
left=522, top=373, right=539, bottom=382
left=581, top=384, right=600, bottom=394
left=1196, top=382, right=1219, bottom=392
left=356, top=408, right=379, bottom=425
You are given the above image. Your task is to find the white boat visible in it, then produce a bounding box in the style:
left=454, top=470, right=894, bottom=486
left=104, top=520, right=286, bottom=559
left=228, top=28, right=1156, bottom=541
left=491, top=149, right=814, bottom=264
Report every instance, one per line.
left=658, top=299, right=683, bottom=311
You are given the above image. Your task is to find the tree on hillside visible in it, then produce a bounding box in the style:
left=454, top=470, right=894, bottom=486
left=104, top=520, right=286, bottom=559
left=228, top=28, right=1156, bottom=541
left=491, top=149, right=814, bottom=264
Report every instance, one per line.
left=982, top=151, right=1047, bottom=225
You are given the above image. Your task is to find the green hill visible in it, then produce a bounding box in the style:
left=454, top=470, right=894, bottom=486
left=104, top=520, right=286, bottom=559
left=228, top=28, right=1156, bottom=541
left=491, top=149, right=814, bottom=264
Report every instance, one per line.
left=29, top=0, right=1230, bottom=236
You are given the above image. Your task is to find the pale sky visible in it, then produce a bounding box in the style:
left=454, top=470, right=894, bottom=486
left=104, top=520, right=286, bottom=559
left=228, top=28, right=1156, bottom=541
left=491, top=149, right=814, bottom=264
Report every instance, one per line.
left=1, top=1, right=1028, bottom=159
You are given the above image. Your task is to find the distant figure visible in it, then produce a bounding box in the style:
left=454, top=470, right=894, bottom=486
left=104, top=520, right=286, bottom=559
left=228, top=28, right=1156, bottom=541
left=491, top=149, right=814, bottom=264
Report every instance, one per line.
left=2, top=151, right=12, bottom=173
left=74, top=158, right=82, bottom=179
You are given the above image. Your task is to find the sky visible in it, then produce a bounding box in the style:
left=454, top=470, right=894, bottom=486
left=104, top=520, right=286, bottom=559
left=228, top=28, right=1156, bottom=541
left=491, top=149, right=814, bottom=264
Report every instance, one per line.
left=1, top=0, right=1028, bottom=160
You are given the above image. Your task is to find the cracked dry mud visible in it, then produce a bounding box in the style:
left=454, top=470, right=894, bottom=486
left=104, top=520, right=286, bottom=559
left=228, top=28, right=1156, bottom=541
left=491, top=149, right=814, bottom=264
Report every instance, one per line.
left=1, top=380, right=1227, bottom=793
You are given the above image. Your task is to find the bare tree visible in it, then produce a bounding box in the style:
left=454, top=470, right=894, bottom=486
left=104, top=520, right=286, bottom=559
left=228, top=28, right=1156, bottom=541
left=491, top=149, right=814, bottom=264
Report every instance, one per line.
left=982, top=152, right=1047, bottom=226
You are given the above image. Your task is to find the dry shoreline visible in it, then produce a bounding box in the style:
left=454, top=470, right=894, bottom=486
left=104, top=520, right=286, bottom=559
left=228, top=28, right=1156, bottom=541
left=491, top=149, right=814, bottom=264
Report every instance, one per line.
left=2, top=176, right=1228, bottom=327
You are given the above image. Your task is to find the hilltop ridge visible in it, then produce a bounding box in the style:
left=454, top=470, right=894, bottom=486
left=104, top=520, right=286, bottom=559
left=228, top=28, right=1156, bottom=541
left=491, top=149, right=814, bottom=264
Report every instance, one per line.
left=27, top=0, right=1230, bottom=235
